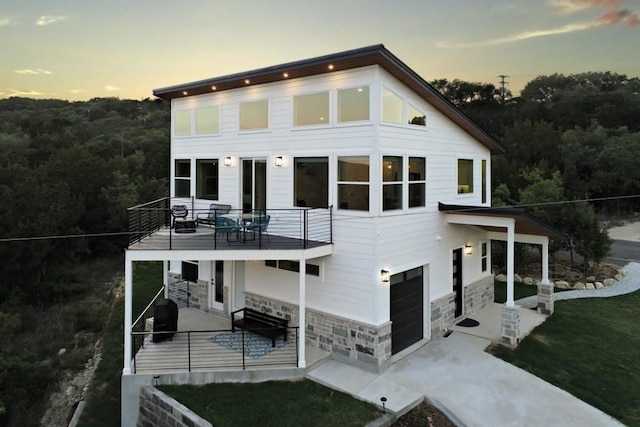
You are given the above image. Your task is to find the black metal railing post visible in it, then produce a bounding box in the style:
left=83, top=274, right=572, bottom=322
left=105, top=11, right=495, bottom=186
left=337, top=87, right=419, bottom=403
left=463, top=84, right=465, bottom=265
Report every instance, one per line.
left=295, top=328, right=299, bottom=367
left=132, top=334, right=137, bottom=374
left=303, top=210, right=308, bottom=248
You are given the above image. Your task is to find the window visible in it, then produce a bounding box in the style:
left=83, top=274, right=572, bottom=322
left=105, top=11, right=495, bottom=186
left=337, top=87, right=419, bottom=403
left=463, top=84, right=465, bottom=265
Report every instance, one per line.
left=174, top=159, right=191, bottom=197
left=195, top=106, right=220, bottom=135
left=174, top=110, right=191, bottom=136
left=481, top=242, right=488, bottom=272
left=338, top=87, right=370, bottom=122
left=409, top=157, right=426, bottom=207
left=181, top=261, right=198, bottom=282
left=294, top=92, right=329, bottom=126
left=481, top=159, right=487, bottom=204
left=408, top=104, right=426, bottom=126
left=338, top=156, right=369, bottom=211
left=196, top=159, right=219, bottom=200
left=294, top=157, right=328, bottom=207
left=264, top=260, right=320, bottom=277
left=382, top=156, right=403, bottom=211
left=382, top=87, right=403, bottom=123
left=457, top=159, right=474, bottom=194
left=239, top=99, right=268, bottom=130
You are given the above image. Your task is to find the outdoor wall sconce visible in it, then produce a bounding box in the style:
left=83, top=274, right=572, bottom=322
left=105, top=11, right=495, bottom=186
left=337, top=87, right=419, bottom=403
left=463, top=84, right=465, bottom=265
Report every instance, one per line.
left=274, top=156, right=284, bottom=167
left=380, top=269, right=390, bottom=283
left=465, top=243, right=473, bottom=255
left=223, top=157, right=232, bottom=167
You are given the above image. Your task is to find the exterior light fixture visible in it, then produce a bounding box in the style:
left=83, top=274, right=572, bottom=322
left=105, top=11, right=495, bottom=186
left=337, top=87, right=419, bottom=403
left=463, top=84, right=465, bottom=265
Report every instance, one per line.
left=245, top=79, right=250, bottom=84
left=211, top=85, right=216, bottom=90
left=328, top=64, right=334, bottom=70
left=182, top=91, right=188, bottom=95
left=465, top=243, right=473, bottom=255
left=274, top=156, right=284, bottom=167
left=223, top=157, right=232, bottom=167
left=380, top=269, right=390, bottom=283
left=283, top=72, right=289, bottom=78
left=380, top=397, right=387, bottom=414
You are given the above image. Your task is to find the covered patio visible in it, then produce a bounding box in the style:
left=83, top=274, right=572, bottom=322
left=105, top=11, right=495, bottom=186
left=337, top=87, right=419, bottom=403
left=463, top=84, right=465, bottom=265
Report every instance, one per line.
left=440, top=203, right=566, bottom=345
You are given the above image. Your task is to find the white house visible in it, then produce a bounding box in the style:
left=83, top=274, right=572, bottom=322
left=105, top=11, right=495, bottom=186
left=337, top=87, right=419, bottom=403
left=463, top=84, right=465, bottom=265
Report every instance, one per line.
left=121, top=44, right=562, bottom=425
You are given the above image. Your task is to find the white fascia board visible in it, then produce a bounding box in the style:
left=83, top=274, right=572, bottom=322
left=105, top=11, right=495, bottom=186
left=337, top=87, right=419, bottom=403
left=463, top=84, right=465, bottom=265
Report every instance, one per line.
left=487, top=231, right=549, bottom=245
left=445, top=213, right=514, bottom=229
left=125, top=246, right=333, bottom=262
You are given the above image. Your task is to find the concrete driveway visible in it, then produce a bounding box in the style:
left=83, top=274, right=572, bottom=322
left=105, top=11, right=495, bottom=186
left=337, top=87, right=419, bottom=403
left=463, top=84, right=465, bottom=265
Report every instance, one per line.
left=307, top=332, right=622, bottom=426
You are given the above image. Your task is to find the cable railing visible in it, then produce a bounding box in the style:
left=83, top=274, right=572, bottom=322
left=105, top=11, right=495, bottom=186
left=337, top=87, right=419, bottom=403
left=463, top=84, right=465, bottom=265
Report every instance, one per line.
left=131, top=327, right=299, bottom=374
left=127, top=200, right=333, bottom=250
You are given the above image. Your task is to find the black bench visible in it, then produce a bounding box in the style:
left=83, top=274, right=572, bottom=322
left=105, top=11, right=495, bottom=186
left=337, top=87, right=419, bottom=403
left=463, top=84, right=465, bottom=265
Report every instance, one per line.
left=231, top=308, right=288, bottom=347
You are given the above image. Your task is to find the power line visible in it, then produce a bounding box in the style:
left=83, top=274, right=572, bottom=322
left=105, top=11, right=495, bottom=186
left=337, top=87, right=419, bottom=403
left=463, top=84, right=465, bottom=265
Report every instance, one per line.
left=2, top=193, right=640, bottom=243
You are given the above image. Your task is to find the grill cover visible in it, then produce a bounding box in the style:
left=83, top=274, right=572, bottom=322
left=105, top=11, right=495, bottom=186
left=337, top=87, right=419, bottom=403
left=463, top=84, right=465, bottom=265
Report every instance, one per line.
left=152, top=298, right=178, bottom=342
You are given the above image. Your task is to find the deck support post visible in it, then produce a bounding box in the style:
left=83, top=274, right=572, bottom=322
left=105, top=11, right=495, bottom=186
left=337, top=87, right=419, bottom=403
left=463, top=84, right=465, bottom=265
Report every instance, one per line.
left=123, top=254, right=133, bottom=374
left=298, top=258, right=306, bottom=368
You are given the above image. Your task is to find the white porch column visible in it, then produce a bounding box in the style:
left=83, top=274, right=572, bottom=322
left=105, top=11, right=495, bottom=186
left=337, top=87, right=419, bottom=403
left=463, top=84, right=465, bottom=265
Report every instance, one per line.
left=298, top=259, right=306, bottom=368
left=541, top=238, right=550, bottom=285
left=163, top=260, right=169, bottom=299
left=506, top=222, right=515, bottom=307
left=123, top=256, right=133, bottom=375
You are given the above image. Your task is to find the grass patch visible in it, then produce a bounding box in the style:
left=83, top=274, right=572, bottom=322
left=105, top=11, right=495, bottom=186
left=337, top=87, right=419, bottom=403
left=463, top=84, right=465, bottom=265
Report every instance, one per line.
left=489, top=291, right=640, bottom=426
left=159, top=379, right=380, bottom=427
left=493, top=281, right=569, bottom=303
left=79, top=261, right=163, bottom=427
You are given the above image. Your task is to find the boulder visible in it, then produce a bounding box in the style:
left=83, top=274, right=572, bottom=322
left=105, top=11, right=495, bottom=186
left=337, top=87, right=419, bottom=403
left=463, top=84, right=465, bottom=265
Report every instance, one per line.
left=514, top=274, right=523, bottom=283
left=595, top=282, right=604, bottom=289
left=573, top=282, right=586, bottom=290
left=58, top=348, right=67, bottom=356
left=603, top=278, right=616, bottom=286
left=523, top=277, right=534, bottom=285
left=586, top=276, right=596, bottom=282
left=555, top=280, right=570, bottom=289
left=495, top=274, right=507, bottom=282
left=586, top=282, right=595, bottom=290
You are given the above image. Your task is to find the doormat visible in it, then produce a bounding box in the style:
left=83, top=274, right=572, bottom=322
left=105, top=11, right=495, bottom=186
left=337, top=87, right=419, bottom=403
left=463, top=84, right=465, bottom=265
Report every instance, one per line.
left=456, top=318, right=480, bottom=327
left=208, top=331, right=288, bottom=359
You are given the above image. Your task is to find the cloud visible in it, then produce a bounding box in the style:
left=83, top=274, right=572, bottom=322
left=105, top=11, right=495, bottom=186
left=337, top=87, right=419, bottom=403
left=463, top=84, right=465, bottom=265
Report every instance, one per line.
left=69, top=89, right=86, bottom=94
left=550, top=0, right=622, bottom=14
left=36, top=15, right=65, bottom=26
left=0, top=17, right=15, bottom=27
left=15, top=68, right=53, bottom=75
left=598, top=8, right=640, bottom=25
left=104, top=85, right=122, bottom=92
left=8, top=89, right=47, bottom=97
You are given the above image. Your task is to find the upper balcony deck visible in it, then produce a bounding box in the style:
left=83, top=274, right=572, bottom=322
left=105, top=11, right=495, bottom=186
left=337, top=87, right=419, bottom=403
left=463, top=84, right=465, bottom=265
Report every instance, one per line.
left=127, top=198, right=333, bottom=253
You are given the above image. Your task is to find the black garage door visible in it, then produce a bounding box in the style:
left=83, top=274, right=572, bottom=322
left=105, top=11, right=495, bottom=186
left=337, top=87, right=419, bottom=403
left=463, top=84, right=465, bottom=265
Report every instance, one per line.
left=390, top=266, right=424, bottom=355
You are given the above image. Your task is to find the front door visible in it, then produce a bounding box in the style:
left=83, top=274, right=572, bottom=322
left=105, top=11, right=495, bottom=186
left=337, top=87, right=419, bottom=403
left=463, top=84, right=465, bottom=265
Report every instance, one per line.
left=210, top=260, right=224, bottom=311
left=452, top=248, right=463, bottom=317
left=241, top=158, right=267, bottom=213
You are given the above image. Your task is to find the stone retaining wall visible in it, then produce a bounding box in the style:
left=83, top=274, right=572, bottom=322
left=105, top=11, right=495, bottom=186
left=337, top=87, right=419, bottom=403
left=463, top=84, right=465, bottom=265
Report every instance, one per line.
left=137, top=385, right=212, bottom=427
left=245, top=293, right=392, bottom=372
left=431, top=292, right=456, bottom=337
left=464, top=276, right=494, bottom=316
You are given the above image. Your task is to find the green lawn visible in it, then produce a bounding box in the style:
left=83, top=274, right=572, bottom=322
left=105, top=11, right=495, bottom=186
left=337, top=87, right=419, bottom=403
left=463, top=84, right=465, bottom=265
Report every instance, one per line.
left=79, top=261, right=163, bottom=427
left=493, top=281, right=569, bottom=303
left=159, top=380, right=380, bottom=427
left=489, top=290, right=640, bottom=426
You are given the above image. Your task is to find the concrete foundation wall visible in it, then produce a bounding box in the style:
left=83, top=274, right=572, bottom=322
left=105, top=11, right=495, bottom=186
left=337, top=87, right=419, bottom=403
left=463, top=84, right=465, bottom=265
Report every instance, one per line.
left=245, top=292, right=392, bottom=372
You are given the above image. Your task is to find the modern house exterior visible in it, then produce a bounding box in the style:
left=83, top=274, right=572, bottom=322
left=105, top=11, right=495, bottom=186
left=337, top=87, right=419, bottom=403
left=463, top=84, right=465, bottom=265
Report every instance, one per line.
left=121, top=44, right=562, bottom=424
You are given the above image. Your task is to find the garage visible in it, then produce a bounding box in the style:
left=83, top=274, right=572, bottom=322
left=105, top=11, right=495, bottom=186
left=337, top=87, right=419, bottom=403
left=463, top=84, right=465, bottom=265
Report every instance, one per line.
left=390, top=266, right=424, bottom=354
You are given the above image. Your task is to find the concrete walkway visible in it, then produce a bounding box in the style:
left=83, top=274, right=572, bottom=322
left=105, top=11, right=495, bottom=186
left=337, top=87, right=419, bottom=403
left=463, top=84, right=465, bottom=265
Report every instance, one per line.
left=307, top=262, right=640, bottom=426
left=307, top=333, right=623, bottom=426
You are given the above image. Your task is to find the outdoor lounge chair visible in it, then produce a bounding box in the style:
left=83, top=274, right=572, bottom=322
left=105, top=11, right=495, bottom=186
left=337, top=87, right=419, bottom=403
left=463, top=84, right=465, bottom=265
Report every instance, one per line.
left=214, top=216, right=240, bottom=242
left=170, top=205, right=188, bottom=229
left=196, top=203, right=231, bottom=227
left=246, top=214, right=270, bottom=241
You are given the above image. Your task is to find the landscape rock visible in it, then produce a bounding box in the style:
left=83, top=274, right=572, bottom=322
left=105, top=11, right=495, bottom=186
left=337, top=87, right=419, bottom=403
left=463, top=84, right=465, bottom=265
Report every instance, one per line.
left=586, top=276, right=596, bottom=282
left=555, top=280, right=570, bottom=289
left=603, top=278, right=616, bottom=286
left=58, top=348, right=67, bottom=356
left=514, top=274, right=523, bottom=283
left=574, top=282, right=586, bottom=290
left=495, top=274, right=507, bottom=282
left=523, top=277, right=534, bottom=285
left=595, top=282, right=604, bottom=289
left=586, top=282, right=595, bottom=290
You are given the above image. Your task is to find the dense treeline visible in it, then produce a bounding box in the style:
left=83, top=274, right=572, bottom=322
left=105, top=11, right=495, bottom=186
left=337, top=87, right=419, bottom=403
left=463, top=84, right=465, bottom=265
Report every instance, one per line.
left=433, top=72, right=640, bottom=270
left=0, top=97, right=169, bottom=425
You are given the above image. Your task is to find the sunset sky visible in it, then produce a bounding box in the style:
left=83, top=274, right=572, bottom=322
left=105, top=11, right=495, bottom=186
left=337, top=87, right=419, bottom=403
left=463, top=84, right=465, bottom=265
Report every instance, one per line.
left=1, top=0, right=639, bottom=101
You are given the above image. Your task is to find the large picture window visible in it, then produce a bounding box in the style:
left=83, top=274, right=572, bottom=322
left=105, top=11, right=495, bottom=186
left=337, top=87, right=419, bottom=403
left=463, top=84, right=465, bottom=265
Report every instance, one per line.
left=457, top=159, right=474, bottom=194
left=338, top=87, right=370, bottom=123
left=482, top=159, right=487, bottom=204
left=382, top=156, right=403, bottom=211
left=195, top=106, right=220, bottom=135
left=174, top=110, right=191, bottom=136
left=174, top=159, right=191, bottom=197
left=408, top=104, right=426, bottom=126
left=196, top=159, right=219, bottom=200
left=382, top=87, right=403, bottom=123
left=409, top=157, right=426, bottom=207
left=338, top=156, right=369, bottom=211
left=294, top=157, right=328, bottom=207
left=239, top=99, right=268, bottom=130
left=294, top=92, right=329, bottom=126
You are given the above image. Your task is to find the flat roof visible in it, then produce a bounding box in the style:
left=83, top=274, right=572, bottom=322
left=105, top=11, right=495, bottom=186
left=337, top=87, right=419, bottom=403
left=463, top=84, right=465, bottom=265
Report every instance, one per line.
left=153, top=44, right=506, bottom=154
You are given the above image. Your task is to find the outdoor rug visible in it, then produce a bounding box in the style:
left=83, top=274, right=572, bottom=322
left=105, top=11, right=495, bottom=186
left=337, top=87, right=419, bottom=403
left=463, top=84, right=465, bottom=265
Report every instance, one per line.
left=456, top=318, right=480, bottom=327
left=208, top=331, right=288, bottom=359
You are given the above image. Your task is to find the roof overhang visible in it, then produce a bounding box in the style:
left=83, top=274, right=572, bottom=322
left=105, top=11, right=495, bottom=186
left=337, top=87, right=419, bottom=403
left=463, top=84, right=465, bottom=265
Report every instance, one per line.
left=439, top=203, right=566, bottom=241
left=153, top=44, right=506, bottom=154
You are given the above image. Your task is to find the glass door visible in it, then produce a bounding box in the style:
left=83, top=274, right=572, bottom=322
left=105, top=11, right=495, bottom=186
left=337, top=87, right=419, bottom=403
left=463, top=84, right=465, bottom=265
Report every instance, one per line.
left=210, top=260, right=224, bottom=311
left=241, top=159, right=267, bottom=213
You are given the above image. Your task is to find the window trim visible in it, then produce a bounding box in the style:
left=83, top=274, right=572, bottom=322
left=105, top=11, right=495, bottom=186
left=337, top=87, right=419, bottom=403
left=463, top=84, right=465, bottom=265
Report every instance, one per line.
left=336, top=85, right=372, bottom=125
left=174, top=109, right=192, bottom=137
left=294, top=156, right=329, bottom=208
left=195, top=158, right=219, bottom=200
left=337, top=155, right=370, bottom=212
left=381, top=86, right=404, bottom=125
left=195, top=105, right=221, bottom=136
left=408, top=156, right=426, bottom=208
left=481, top=241, right=488, bottom=273
left=382, top=155, right=403, bottom=211
left=457, top=158, right=474, bottom=195
left=379, top=84, right=428, bottom=131
left=174, top=159, right=191, bottom=198
left=293, top=90, right=331, bottom=128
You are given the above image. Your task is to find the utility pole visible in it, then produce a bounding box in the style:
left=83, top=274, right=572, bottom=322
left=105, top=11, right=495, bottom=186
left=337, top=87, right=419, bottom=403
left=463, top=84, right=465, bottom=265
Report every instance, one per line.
left=498, top=75, right=509, bottom=104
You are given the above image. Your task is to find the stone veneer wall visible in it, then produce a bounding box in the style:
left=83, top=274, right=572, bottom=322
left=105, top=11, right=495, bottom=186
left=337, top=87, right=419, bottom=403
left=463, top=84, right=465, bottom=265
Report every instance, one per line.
left=167, top=272, right=207, bottom=310
left=430, top=292, right=456, bottom=337
left=464, top=276, right=495, bottom=316
left=137, top=385, right=212, bottom=427
left=244, top=293, right=392, bottom=372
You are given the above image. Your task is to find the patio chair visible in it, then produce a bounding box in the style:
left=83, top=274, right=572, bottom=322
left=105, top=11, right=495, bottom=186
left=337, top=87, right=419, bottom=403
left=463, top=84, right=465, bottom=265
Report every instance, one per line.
left=170, top=205, right=188, bottom=229
left=246, top=214, right=270, bottom=241
left=196, top=203, right=231, bottom=227
left=214, top=216, right=240, bottom=242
